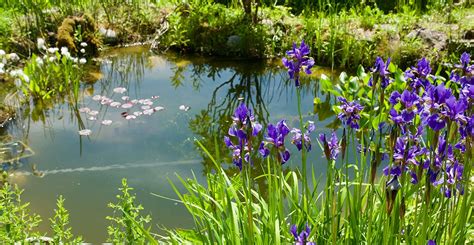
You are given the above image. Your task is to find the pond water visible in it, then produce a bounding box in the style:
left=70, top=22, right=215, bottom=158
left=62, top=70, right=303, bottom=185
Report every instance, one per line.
left=4, top=46, right=339, bottom=242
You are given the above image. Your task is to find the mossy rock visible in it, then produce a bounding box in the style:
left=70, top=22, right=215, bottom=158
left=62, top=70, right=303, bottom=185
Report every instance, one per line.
left=56, top=14, right=101, bottom=55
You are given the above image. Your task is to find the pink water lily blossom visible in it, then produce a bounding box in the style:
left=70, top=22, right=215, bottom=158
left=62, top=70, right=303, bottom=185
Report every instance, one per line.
left=141, top=105, right=151, bottom=110
left=121, top=96, right=130, bottom=101
left=125, top=115, right=136, bottom=120
left=87, top=110, right=99, bottom=116
left=78, top=129, right=92, bottom=136
left=110, top=102, right=121, bottom=108
left=87, top=116, right=97, bottom=121
left=121, top=103, right=133, bottom=109
left=143, top=109, right=154, bottom=115
left=154, top=106, right=165, bottom=111
left=101, top=98, right=113, bottom=105
left=78, top=107, right=91, bottom=113
left=113, top=87, right=127, bottom=94
left=101, top=120, right=112, bottom=126
left=133, top=111, right=143, bottom=116
left=92, top=95, right=103, bottom=101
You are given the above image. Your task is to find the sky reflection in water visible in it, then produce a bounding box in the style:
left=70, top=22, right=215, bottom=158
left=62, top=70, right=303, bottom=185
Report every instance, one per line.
left=5, top=46, right=337, bottom=242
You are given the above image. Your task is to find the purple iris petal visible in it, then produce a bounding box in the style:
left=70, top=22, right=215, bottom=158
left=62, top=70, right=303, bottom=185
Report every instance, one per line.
left=282, top=40, right=315, bottom=87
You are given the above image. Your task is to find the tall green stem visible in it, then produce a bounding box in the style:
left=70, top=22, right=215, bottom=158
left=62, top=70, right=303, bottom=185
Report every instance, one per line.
left=296, top=88, right=308, bottom=213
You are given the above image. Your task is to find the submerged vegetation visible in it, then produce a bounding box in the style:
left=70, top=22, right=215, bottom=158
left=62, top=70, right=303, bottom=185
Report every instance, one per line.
left=0, top=0, right=473, bottom=244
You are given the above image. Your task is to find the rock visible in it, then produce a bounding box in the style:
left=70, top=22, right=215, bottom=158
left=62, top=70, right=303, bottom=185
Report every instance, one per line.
left=464, top=30, right=474, bottom=40
left=226, top=35, right=241, bottom=50
left=406, top=28, right=447, bottom=51
left=100, top=27, right=118, bottom=45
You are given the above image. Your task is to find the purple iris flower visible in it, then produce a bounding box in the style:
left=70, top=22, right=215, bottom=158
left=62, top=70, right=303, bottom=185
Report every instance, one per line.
left=427, top=240, right=436, bottom=245
left=259, top=120, right=291, bottom=164
left=389, top=90, right=421, bottom=125
left=291, top=121, right=315, bottom=152
left=224, top=103, right=262, bottom=170
left=337, top=97, right=364, bottom=129
left=319, top=131, right=340, bottom=161
left=282, top=40, right=315, bottom=87
left=290, top=224, right=315, bottom=245
left=369, top=57, right=392, bottom=88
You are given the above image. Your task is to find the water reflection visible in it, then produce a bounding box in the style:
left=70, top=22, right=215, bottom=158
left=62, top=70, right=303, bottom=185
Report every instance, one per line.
left=1, top=46, right=343, bottom=242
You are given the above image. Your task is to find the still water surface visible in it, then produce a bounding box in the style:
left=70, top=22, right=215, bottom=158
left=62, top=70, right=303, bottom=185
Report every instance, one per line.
left=5, top=46, right=337, bottom=242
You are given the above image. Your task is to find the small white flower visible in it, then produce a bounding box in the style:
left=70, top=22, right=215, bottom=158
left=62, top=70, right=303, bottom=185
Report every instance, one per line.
left=60, top=47, right=68, bottom=54
left=35, top=56, right=43, bottom=66
left=78, top=107, right=91, bottom=113
left=0, top=50, right=5, bottom=56
left=37, top=38, right=46, bottom=50
left=0, top=68, right=4, bottom=75
left=80, top=48, right=86, bottom=53
left=47, top=47, right=58, bottom=54
left=80, top=42, right=88, bottom=47
left=87, top=116, right=97, bottom=121
left=8, top=53, right=19, bottom=61
left=48, top=56, right=56, bottom=62
left=78, top=129, right=92, bottom=136
left=154, top=106, right=165, bottom=111
left=143, top=109, right=154, bottom=115
left=79, top=58, right=87, bottom=64
left=141, top=105, right=151, bottom=110
left=151, top=95, right=159, bottom=99
left=101, top=120, right=112, bottom=126
left=113, top=87, right=127, bottom=94
left=88, top=110, right=99, bottom=116
left=110, top=101, right=121, bottom=107
left=121, top=96, right=130, bottom=101
left=125, top=115, right=136, bottom=120
left=71, top=57, right=78, bottom=63
left=121, top=103, right=133, bottom=109
left=92, top=95, right=103, bottom=101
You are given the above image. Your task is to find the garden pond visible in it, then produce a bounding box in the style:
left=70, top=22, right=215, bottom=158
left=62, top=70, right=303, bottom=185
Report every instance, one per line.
left=1, top=46, right=342, bottom=242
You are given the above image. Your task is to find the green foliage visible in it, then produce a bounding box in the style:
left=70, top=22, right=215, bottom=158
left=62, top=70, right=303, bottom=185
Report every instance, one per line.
left=0, top=183, right=41, bottom=243
left=106, top=178, right=153, bottom=244
left=21, top=52, right=82, bottom=101
left=50, top=195, right=82, bottom=243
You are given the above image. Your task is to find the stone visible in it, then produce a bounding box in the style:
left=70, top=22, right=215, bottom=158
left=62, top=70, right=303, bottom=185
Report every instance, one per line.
left=406, top=28, right=447, bottom=51
left=100, top=27, right=118, bottom=45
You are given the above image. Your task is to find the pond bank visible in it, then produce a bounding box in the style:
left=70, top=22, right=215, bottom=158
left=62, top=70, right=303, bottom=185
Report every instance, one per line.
left=0, top=2, right=473, bottom=71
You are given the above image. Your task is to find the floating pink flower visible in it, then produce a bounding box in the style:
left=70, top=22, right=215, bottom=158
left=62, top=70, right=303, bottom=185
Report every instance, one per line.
left=154, top=106, right=165, bottom=111
left=113, top=87, right=127, bottom=94
left=151, top=95, right=159, bottom=99
left=143, top=109, right=154, bottom=115
left=131, top=99, right=138, bottom=104
left=121, top=96, right=130, bottom=101
left=101, top=98, right=113, bottom=105
left=110, top=102, right=121, bottom=108
left=87, top=116, right=97, bottom=121
left=101, top=120, right=112, bottom=126
left=78, top=107, right=91, bottom=113
left=141, top=105, right=151, bottom=110
left=133, top=111, right=143, bottom=116
left=121, top=103, right=133, bottom=109
left=78, top=129, right=92, bottom=136
left=125, top=115, right=136, bottom=120
left=92, top=95, right=103, bottom=101
left=88, top=110, right=99, bottom=116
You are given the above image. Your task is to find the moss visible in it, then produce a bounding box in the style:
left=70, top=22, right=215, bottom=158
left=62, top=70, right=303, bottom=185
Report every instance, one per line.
left=56, top=14, right=101, bottom=55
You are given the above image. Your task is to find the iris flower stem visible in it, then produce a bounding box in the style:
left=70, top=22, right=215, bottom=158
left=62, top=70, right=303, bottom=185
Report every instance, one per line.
left=296, top=88, right=309, bottom=212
